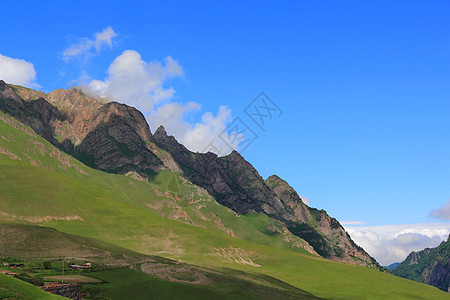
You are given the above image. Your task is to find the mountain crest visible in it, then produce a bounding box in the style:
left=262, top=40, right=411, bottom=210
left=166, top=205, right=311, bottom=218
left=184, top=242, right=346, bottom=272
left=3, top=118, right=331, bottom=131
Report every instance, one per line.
left=0, top=83, right=164, bottom=177
left=152, top=126, right=380, bottom=267
left=394, top=235, right=450, bottom=292
left=154, top=125, right=168, bottom=139
left=0, top=82, right=380, bottom=268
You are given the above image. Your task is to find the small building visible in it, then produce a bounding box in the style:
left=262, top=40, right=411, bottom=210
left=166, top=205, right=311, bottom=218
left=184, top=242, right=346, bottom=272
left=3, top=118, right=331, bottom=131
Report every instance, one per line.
left=41, top=282, right=81, bottom=300
left=3, top=263, right=24, bottom=268
left=69, top=262, right=91, bottom=270
left=0, top=269, right=19, bottom=277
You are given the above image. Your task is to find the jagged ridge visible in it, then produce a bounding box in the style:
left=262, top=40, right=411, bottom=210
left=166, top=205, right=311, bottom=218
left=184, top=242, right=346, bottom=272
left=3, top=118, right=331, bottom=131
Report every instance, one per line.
left=394, top=234, right=450, bottom=292
left=153, top=125, right=379, bottom=267
left=0, top=81, right=379, bottom=268
left=0, top=81, right=164, bottom=178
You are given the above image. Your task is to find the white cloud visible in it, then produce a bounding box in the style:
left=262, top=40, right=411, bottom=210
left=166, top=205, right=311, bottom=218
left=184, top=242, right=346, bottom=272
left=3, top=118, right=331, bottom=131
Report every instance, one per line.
left=85, top=50, right=182, bottom=110
left=299, top=195, right=310, bottom=205
left=344, top=223, right=450, bottom=266
left=429, top=200, right=450, bottom=221
left=0, top=53, right=39, bottom=88
left=82, top=50, right=236, bottom=155
left=63, top=26, right=117, bottom=61
left=93, top=26, right=116, bottom=50
left=148, top=104, right=235, bottom=154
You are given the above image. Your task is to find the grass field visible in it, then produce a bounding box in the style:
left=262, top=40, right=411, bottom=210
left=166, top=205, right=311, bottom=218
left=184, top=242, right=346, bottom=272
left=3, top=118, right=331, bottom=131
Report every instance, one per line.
left=0, top=223, right=317, bottom=299
left=81, top=268, right=318, bottom=300
left=0, top=273, right=62, bottom=299
left=0, top=110, right=449, bottom=299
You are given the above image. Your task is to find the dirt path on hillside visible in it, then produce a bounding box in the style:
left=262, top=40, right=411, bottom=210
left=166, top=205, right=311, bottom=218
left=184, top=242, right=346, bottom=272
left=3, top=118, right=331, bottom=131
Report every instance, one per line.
left=140, top=263, right=209, bottom=285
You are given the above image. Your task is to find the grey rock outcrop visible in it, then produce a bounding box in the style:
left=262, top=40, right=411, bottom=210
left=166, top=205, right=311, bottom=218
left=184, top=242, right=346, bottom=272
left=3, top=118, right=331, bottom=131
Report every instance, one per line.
left=394, top=234, right=450, bottom=292
left=0, top=81, right=381, bottom=268
left=153, top=126, right=379, bottom=267
left=0, top=81, right=163, bottom=176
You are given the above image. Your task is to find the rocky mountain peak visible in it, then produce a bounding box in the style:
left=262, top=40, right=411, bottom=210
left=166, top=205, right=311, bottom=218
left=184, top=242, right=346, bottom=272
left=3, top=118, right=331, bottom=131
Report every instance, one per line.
left=0, top=82, right=381, bottom=269
left=265, top=174, right=311, bottom=220
left=229, top=149, right=240, bottom=156
left=266, top=174, right=281, bottom=181
left=47, top=86, right=102, bottom=114
left=394, top=235, right=450, bottom=292
left=0, top=83, right=164, bottom=176
left=266, top=174, right=304, bottom=199
left=152, top=131, right=380, bottom=267
left=0, top=81, right=24, bottom=104
left=12, top=85, right=47, bottom=102
left=154, top=125, right=168, bottom=139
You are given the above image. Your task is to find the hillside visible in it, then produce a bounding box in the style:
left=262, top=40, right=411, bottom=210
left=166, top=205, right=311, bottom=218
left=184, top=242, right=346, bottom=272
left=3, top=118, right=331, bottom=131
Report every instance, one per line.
left=394, top=235, right=450, bottom=292
left=0, top=273, right=62, bottom=299
left=0, top=80, right=381, bottom=267
left=0, top=91, right=449, bottom=298
left=153, top=127, right=378, bottom=265
left=387, top=262, right=401, bottom=270
left=0, top=223, right=317, bottom=299
left=0, top=222, right=150, bottom=262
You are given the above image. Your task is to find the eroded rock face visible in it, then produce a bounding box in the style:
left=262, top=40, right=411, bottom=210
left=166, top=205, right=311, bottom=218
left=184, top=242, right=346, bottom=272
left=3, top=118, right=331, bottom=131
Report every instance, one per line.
left=394, top=234, right=450, bottom=292
left=0, top=80, right=65, bottom=148
left=0, top=81, right=379, bottom=268
left=153, top=126, right=277, bottom=214
left=0, top=81, right=163, bottom=176
left=265, top=175, right=312, bottom=223
left=153, top=126, right=378, bottom=267
left=266, top=175, right=376, bottom=265
left=72, top=101, right=163, bottom=175
left=429, top=259, right=450, bottom=292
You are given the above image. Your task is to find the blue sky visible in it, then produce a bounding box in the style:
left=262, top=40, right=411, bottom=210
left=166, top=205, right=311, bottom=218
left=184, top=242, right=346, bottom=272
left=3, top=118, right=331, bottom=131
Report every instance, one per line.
left=1, top=0, right=449, bottom=264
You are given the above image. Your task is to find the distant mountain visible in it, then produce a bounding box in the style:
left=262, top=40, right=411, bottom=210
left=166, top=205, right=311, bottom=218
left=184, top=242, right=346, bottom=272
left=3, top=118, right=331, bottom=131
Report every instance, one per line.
left=0, top=80, right=379, bottom=268
left=393, top=235, right=450, bottom=292
left=386, top=262, right=400, bottom=270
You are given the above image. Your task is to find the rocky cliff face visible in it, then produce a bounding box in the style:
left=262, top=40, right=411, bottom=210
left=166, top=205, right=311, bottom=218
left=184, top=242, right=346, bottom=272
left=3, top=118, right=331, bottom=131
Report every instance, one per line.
left=0, top=81, right=65, bottom=148
left=265, top=175, right=375, bottom=264
left=394, top=234, right=450, bottom=292
left=0, top=81, right=380, bottom=268
left=0, top=81, right=163, bottom=177
left=153, top=126, right=379, bottom=267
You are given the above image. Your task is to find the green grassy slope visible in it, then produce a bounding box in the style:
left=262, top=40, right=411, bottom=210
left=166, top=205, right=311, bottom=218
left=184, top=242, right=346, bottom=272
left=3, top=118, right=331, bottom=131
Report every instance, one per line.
left=0, top=111, right=448, bottom=299
left=0, top=224, right=317, bottom=299
left=83, top=268, right=317, bottom=300
left=0, top=273, right=62, bottom=299
left=0, top=222, right=151, bottom=262
left=0, top=111, right=313, bottom=261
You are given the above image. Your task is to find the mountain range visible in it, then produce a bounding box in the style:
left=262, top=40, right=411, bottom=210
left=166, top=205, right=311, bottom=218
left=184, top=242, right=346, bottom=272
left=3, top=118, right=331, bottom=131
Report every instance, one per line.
left=0, top=80, right=377, bottom=267
left=0, top=80, right=448, bottom=299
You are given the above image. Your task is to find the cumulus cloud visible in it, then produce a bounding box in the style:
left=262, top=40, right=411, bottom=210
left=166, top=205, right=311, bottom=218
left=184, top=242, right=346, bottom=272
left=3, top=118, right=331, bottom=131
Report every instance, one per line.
left=82, top=50, right=236, bottom=155
left=0, top=53, right=39, bottom=88
left=86, top=50, right=182, bottom=110
left=147, top=103, right=235, bottom=153
left=429, top=200, right=450, bottom=221
left=63, top=26, right=117, bottom=61
left=344, top=223, right=450, bottom=266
